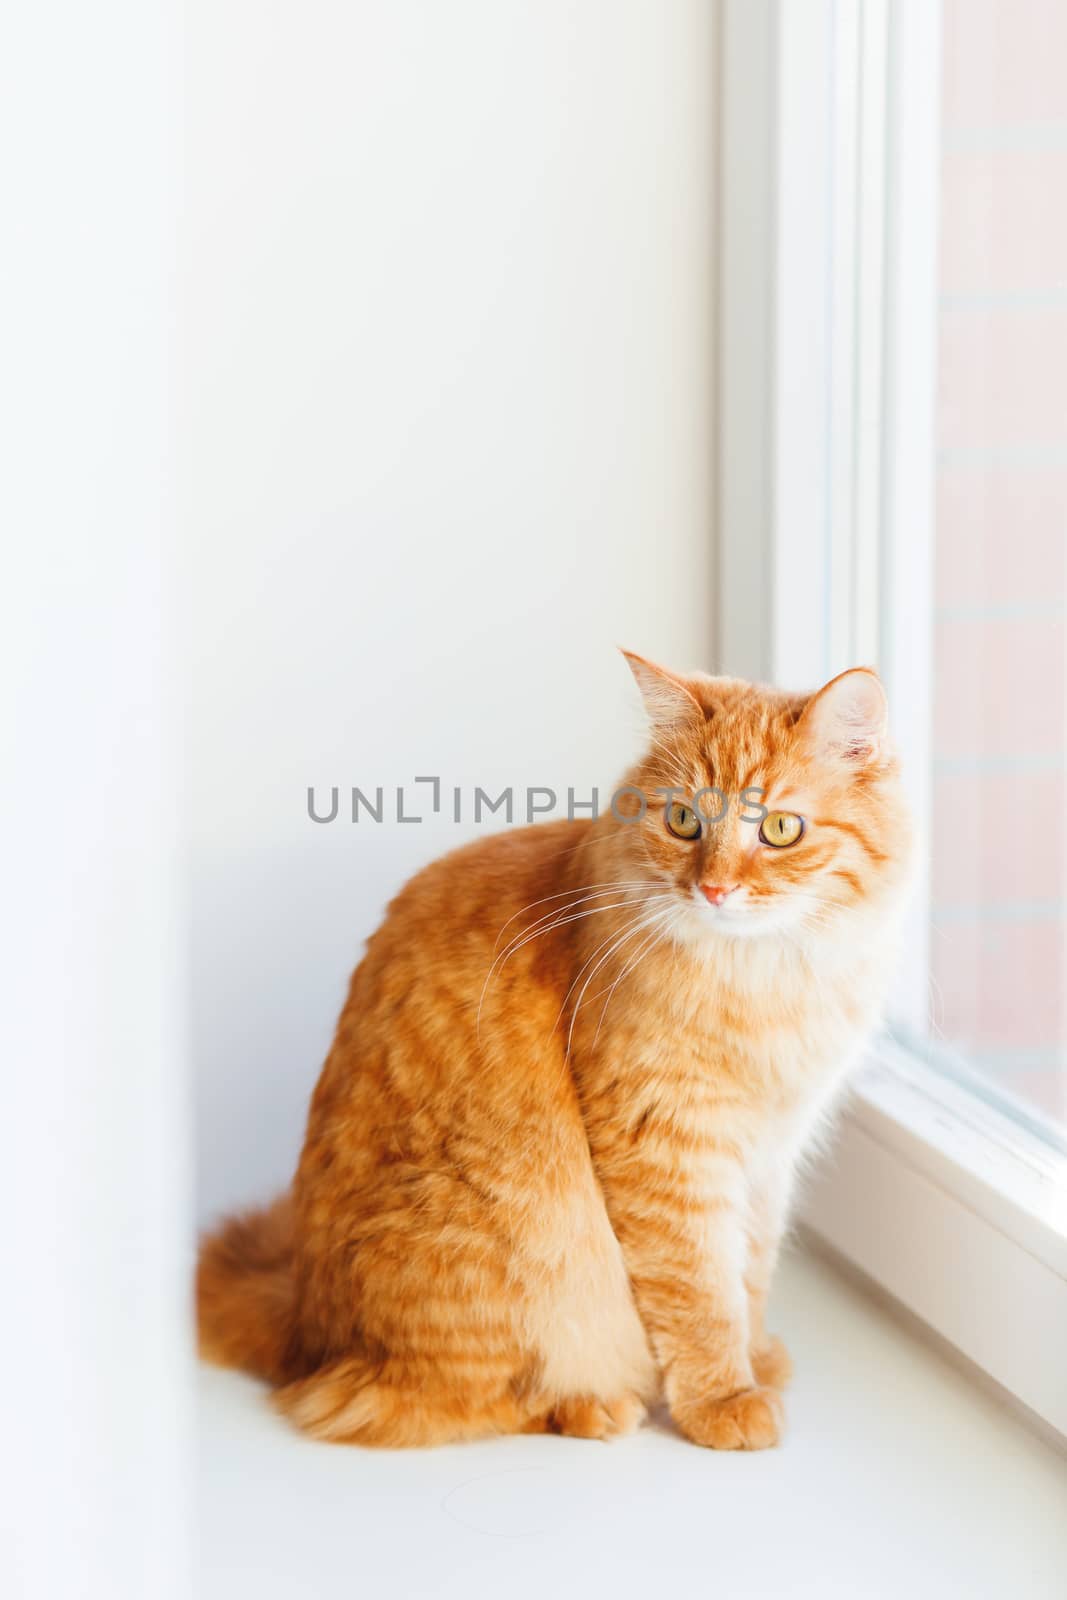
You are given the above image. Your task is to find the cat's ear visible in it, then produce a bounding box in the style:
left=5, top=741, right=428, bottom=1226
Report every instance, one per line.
left=621, top=650, right=704, bottom=732
left=799, top=667, right=888, bottom=766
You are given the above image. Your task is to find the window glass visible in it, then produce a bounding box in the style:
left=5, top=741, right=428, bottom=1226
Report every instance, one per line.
left=932, top=0, right=1067, bottom=1124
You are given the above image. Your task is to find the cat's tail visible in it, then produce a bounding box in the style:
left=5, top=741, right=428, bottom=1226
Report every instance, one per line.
left=196, top=1193, right=297, bottom=1385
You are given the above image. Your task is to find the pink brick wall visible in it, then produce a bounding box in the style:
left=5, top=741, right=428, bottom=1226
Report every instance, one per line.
left=933, top=0, right=1067, bottom=1123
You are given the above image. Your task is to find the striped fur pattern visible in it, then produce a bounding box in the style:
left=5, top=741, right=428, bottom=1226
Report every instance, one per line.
left=198, top=656, right=912, bottom=1449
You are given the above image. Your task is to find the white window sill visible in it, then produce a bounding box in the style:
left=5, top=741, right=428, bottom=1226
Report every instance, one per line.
left=197, top=1244, right=1067, bottom=1598
left=800, top=1035, right=1067, bottom=1444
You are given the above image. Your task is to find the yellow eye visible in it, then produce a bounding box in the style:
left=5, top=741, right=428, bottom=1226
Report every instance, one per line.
left=666, top=801, right=702, bottom=840
left=759, top=811, right=804, bottom=849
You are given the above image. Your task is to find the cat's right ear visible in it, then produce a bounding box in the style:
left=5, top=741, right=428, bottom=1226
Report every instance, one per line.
left=621, top=650, right=704, bottom=733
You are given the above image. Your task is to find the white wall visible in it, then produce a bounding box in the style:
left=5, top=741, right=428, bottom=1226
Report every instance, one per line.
left=3, top=5, right=190, bottom=1598
left=186, top=0, right=719, bottom=1221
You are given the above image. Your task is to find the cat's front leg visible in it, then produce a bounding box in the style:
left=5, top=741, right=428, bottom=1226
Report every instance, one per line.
left=745, top=1162, right=796, bottom=1391
left=598, top=1146, right=784, bottom=1451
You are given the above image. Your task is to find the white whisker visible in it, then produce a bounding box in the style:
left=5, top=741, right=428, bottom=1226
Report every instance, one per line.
left=589, top=907, right=681, bottom=1049
left=564, top=908, right=670, bottom=1060
left=476, top=887, right=672, bottom=1040
left=549, top=906, right=660, bottom=1041
left=491, top=880, right=660, bottom=954
left=494, top=890, right=672, bottom=974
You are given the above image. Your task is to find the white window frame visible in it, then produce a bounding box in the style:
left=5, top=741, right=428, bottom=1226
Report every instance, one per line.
left=716, top=0, right=1067, bottom=1441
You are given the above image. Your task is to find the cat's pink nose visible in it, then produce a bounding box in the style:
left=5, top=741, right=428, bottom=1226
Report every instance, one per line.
left=701, top=883, right=739, bottom=907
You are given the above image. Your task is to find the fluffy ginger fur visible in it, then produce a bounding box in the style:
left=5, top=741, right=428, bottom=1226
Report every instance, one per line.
left=198, top=655, right=912, bottom=1449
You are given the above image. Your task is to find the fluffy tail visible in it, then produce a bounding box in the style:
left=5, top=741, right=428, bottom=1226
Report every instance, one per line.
left=197, top=1194, right=552, bottom=1446
left=196, top=1193, right=297, bottom=1385
left=273, top=1356, right=550, bottom=1447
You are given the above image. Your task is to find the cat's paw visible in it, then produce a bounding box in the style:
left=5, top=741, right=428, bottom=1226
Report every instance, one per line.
left=751, top=1334, right=793, bottom=1389
left=548, top=1392, right=647, bottom=1440
left=673, top=1385, right=783, bottom=1451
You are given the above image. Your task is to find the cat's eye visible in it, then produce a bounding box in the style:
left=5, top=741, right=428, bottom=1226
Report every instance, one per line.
left=759, top=811, right=804, bottom=849
left=665, top=801, right=702, bottom=840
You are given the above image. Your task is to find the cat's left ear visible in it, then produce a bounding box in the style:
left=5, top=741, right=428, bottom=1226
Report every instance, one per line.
left=621, top=649, right=704, bottom=733
left=799, top=667, right=888, bottom=766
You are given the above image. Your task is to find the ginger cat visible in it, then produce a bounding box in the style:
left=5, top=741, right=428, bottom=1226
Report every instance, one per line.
left=198, top=653, right=911, bottom=1450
